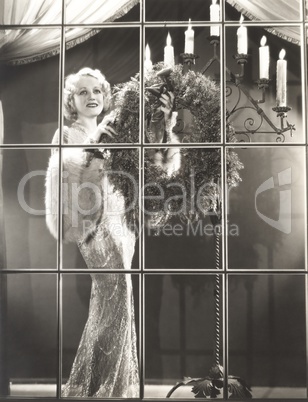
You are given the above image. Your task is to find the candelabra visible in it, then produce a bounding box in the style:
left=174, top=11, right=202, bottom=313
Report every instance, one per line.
left=201, top=36, right=295, bottom=142
left=180, top=52, right=199, bottom=72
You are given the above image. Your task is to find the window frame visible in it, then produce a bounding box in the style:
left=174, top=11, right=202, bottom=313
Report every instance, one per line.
left=0, top=0, right=307, bottom=401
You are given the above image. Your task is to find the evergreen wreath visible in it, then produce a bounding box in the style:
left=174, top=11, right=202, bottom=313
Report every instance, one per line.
left=102, top=63, right=243, bottom=225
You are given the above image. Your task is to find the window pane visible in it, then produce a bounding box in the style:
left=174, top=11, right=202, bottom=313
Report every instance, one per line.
left=64, top=27, right=140, bottom=145
left=229, top=274, right=306, bottom=399
left=228, top=147, right=306, bottom=270
left=145, top=0, right=220, bottom=22
left=144, top=27, right=221, bottom=144
left=0, top=29, right=60, bottom=145
left=144, top=147, right=222, bottom=269
left=62, top=273, right=140, bottom=398
left=0, top=273, right=57, bottom=397
left=2, top=149, right=58, bottom=269
left=1, top=1, right=62, bottom=25
left=225, top=26, right=302, bottom=143
left=225, top=1, right=301, bottom=21
left=58, top=147, right=140, bottom=269
left=144, top=25, right=221, bottom=79
left=65, top=0, right=140, bottom=23
left=144, top=274, right=221, bottom=398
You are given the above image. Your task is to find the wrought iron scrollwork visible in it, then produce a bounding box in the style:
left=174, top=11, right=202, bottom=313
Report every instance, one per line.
left=201, top=36, right=296, bottom=143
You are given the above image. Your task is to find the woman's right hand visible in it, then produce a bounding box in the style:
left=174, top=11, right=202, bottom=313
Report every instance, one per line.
left=159, top=91, right=175, bottom=121
left=96, top=115, right=117, bottom=142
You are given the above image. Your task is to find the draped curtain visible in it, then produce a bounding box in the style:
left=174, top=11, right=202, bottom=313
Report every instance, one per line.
left=0, top=0, right=303, bottom=65
left=226, top=0, right=305, bottom=45
left=0, top=0, right=139, bottom=64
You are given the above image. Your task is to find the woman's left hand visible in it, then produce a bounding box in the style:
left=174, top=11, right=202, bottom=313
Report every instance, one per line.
left=159, top=91, right=175, bottom=121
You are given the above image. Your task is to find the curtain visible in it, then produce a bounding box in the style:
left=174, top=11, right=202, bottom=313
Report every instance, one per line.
left=0, top=0, right=139, bottom=64
left=226, top=0, right=304, bottom=45
left=1, top=0, right=303, bottom=65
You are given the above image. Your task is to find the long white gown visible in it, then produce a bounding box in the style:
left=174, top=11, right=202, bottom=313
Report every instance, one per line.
left=45, top=122, right=139, bottom=398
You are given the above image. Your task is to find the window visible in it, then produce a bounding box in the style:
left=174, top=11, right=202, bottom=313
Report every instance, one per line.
left=0, top=0, right=307, bottom=400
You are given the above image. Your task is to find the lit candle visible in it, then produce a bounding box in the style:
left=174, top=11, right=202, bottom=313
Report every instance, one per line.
left=144, top=44, right=153, bottom=73
left=259, top=36, right=270, bottom=79
left=210, top=0, right=220, bottom=37
left=276, top=49, right=287, bottom=107
left=184, top=18, right=194, bottom=54
left=237, top=14, right=247, bottom=55
left=164, top=32, right=175, bottom=67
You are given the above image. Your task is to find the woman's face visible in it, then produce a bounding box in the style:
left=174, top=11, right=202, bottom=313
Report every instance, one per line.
left=73, top=75, right=104, bottom=119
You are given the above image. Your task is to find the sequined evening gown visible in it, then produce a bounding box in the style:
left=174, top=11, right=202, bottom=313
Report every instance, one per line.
left=45, top=123, right=139, bottom=398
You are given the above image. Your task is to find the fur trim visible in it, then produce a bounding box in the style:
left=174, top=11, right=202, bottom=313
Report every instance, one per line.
left=165, top=111, right=178, bottom=140
left=45, top=148, right=104, bottom=243
left=45, top=152, right=59, bottom=240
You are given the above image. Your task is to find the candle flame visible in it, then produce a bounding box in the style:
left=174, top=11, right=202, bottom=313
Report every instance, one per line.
left=260, top=36, right=267, bottom=47
left=212, top=0, right=217, bottom=4
left=279, top=48, right=286, bottom=60
left=145, top=44, right=151, bottom=60
left=166, top=32, right=172, bottom=46
left=239, top=14, right=244, bottom=24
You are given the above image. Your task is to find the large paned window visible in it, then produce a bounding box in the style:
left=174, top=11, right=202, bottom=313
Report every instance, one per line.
left=0, top=1, right=307, bottom=401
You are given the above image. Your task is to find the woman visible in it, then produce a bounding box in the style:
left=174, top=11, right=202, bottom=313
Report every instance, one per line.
left=45, top=67, right=180, bottom=397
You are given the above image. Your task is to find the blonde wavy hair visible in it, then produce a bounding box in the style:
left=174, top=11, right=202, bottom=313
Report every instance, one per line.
left=63, top=67, right=112, bottom=121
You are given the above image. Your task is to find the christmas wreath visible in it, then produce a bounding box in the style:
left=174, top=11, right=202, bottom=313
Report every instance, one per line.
left=103, top=63, right=243, bottom=225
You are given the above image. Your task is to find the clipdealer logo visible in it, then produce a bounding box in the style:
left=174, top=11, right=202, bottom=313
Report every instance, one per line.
left=18, top=167, right=292, bottom=235
left=255, top=167, right=292, bottom=234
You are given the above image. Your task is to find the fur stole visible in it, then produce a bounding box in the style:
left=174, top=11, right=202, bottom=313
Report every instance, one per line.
left=45, top=148, right=104, bottom=243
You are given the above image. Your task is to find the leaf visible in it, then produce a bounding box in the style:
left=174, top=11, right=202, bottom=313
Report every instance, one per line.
left=228, top=376, right=252, bottom=399
left=191, top=378, right=212, bottom=398
left=191, top=378, right=221, bottom=399
left=166, top=377, right=203, bottom=398
left=212, top=378, right=224, bottom=389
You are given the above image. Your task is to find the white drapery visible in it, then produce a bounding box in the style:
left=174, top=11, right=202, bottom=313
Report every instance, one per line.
left=226, top=0, right=304, bottom=45
left=1, top=0, right=303, bottom=64
left=0, top=0, right=139, bottom=64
